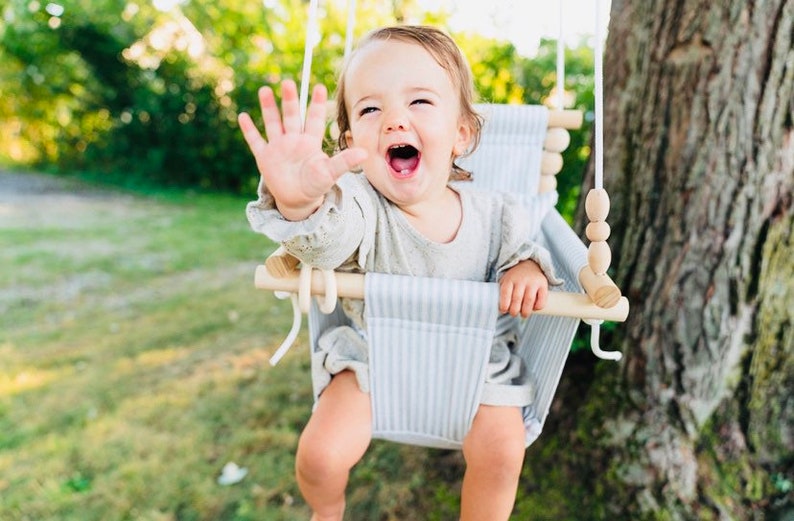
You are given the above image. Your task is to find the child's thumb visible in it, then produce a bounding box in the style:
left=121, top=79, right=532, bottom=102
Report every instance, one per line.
left=328, top=147, right=368, bottom=181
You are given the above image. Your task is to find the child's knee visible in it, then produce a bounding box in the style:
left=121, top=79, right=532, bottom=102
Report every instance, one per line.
left=296, top=431, right=342, bottom=481
left=463, top=406, right=526, bottom=469
left=295, top=417, right=371, bottom=481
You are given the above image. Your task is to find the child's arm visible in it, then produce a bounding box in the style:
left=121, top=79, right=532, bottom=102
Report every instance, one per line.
left=498, top=259, right=549, bottom=318
left=238, top=80, right=367, bottom=221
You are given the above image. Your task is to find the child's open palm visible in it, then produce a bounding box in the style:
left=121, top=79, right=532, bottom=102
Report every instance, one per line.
left=238, top=80, right=367, bottom=221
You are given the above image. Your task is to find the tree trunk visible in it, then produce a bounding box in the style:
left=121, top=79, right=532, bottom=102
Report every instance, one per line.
left=562, top=1, right=793, bottom=519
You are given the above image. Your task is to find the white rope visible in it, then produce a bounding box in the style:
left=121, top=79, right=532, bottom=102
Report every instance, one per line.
left=594, top=0, right=604, bottom=190
left=299, top=0, right=321, bottom=125
left=556, top=0, right=565, bottom=109
left=344, top=0, right=357, bottom=59
left=269, top=293, right=302, bottom=366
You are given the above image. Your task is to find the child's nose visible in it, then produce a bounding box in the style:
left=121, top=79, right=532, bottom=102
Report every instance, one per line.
left=384, top=112, right=409, bottom=132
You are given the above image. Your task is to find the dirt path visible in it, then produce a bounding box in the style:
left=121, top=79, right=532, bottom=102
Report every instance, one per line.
left=0, top=170, right=141, bottom=229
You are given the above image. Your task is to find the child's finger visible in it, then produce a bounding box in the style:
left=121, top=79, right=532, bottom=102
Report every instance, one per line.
left=520, top=290, right=537, bottom=318
left=258, top=86, right=284, bottom=139
left=237, top=112, right=267, bottom=153
left=499, top=283, right=511, bottom=314
left=534, top=286, right=548, bottom=310
left=280, top=80, right=302, bottom=134
left=506, top=285, right=526, bottom=317
left=326, top=147, right=368, bottom=181
left=303, top=85, right=329, bottom=141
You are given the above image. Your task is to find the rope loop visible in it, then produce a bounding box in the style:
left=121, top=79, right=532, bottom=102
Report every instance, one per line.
left=318, top=269, right=338, bottom=313
left=583, top=318, right=622, bottom=361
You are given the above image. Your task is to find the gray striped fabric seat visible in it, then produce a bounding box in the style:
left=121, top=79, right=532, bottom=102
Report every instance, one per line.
left=308, top=104, right=587, bottom=449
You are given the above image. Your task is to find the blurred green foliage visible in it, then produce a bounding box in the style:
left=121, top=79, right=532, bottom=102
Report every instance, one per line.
left=0, top=0, right=595, bottom=206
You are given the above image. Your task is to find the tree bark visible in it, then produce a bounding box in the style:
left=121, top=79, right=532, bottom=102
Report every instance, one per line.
left=566, top=0, right=794, bottom=518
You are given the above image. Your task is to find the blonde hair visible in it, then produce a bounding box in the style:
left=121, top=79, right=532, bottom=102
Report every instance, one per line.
left=335, top=25, right=483, bottom=181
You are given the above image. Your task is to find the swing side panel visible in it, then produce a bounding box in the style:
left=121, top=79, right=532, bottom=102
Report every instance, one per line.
left=459, top=104, right=587, bottom=444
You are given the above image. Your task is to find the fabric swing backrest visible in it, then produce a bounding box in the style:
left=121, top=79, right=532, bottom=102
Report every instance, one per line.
left=305, top=103, right=587, bottom=449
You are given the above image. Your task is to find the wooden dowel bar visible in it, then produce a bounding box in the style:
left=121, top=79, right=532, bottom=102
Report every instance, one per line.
left=255, top=265, right=628, bottom=322
left=547, top=109, right=583, bottom=129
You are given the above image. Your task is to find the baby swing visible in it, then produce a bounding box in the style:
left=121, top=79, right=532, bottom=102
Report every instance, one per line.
left=254, top=0, right=628, bottom=449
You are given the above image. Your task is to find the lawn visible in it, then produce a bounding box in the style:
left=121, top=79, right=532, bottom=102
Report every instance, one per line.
left=0, top=171, right=449, bottom=520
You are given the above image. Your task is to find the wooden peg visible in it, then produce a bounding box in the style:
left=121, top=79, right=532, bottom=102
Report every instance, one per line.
left=547, top=109, right=584, bottom=129
left=543, top=128, right=571, bottom=153
left=265, top=247, right=300, bottom=278
left=540, top=151, right=564, bottom=176
left=578, top=265, right=622, bottom=308
left=538, top=175, right=558, bottom=193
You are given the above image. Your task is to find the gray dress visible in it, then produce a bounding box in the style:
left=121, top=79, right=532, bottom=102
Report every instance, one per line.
left=247, top=173, right=562, bottom=406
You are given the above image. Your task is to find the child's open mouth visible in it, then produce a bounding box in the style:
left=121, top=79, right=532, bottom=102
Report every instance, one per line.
left=387, top=144, right=420, bottom=178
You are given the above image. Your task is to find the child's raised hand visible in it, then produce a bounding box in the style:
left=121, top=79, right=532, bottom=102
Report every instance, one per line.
left=238, top=80, right=367, bottom=221
left=499, top=259, right=549, bottom=318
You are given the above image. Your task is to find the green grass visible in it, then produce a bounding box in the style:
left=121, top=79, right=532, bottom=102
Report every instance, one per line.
left=0, top=172, right=469, bottom=520
left=0, top=175, right=308, bottom=520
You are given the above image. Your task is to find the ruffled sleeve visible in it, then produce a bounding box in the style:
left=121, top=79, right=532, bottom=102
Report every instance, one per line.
left=493, top=195, right=564, bottom=286
left=245, top=173, right=371, bottom=271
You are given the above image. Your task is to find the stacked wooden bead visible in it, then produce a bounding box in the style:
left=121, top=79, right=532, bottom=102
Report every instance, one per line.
left=539, top=127, right=568, bottom=193
left=584, top=188, right=612, bottom=276
left=538, top=110, right=582, bottom=193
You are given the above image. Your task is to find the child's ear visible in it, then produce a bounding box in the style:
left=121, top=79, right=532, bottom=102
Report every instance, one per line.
left=453, top=121, right=473, bottom=156
left=343, top=130, right=354, bottom=148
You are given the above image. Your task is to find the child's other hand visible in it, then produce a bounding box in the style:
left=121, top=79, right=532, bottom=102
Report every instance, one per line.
left=238, top=80, right=367, bottom=221
left=499, top=260, right=549, bottom=318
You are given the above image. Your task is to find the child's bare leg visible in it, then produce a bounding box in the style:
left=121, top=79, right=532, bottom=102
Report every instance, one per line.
left=460, top=405, right=525, bottom=521
left=295, top=371, right=372, bottom=521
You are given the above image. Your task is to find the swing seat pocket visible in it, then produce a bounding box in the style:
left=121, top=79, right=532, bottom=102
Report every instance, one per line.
left=364, top=273, right=500, bottom=450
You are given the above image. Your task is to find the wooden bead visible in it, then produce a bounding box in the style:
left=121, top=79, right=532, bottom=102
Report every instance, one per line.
left=586, top=221, right=611, bottom=242
left=540, top=151, right=563, bottom=176
left=538, top=175, right=558, bottom=193
left=585, top=188, right=610, bottom=222
left=588, top=241, right=612, bottom=275
left=543, top=128, right=571, bottom=153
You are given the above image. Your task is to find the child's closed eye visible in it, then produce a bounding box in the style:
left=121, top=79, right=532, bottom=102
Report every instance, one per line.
left=411, top=98, right=432, bottom=106
left=359, top=106, right=379, bottom=116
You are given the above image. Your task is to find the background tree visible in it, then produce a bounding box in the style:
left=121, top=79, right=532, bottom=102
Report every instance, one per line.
left=521, top=1, right=793, bottom=519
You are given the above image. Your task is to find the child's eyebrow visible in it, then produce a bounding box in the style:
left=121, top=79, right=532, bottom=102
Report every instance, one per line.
left=406, top=86, right=441, bottom=97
